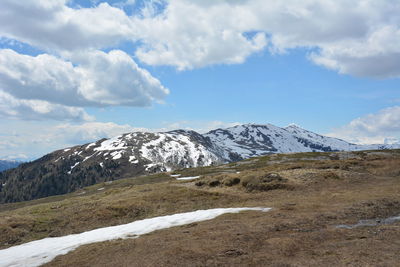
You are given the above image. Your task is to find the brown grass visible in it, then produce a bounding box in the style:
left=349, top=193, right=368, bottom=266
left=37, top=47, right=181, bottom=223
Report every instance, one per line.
left=1, top=150, right=400, bottom=266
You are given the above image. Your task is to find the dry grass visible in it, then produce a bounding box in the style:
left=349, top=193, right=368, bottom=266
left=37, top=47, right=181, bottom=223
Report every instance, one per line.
left=1, top=149, right=400, bottom=266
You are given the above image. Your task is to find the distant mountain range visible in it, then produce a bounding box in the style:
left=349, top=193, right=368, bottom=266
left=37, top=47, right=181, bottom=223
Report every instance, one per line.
left=0, top=160, right=22, bottom=172
left=1, top=123, right=398, bottom=203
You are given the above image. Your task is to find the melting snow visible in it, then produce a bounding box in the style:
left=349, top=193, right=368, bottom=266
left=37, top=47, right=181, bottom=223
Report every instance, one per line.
left=170, top=174, right=181, bottom=177
left=67, top=162, right=80, bottom=175
left=63, top=148, right=70, bottom=152
left=176, top=176, right=200, bottom=180
left=0, top=207, right=271, bottom=267
left=110, top=151, right=123, bottom=160
left=94, top=135, right=127, bottom=152
left=129, top=155, right=138, bottom=164
left=82, top=155, right=94, bottom=162
left=140, top=133, right=221, bottom=170
left=86, top=143, right=96, bottom=150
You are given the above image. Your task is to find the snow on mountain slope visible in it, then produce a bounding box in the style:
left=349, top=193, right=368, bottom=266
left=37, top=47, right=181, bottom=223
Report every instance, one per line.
left=0, top=130, right=227, bottom=203
left=284, top=124, right=400, bottom=151
left=2, top=123, right=399, bottom=203
left=284, top=124, right=362, bottom=151
left=204, top=123, right=399, bottom=160
left=64, top=129, right=227, bottom=175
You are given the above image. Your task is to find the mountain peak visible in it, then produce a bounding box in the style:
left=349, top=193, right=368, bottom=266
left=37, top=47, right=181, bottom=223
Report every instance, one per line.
left=285, top=123, right=304, bottom=130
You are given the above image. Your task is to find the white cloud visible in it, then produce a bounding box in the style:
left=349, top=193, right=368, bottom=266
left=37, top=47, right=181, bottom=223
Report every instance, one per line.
left=0, top=49, right=169, bottom=119
left=132, top=0, right=400, bottom=76
left=327, top=106, right=400, bottom=144
left=133, top=0, right=268, bottom=70
left=71, top=50, right=169, bottom=106
left=0, top=49, right=83, bottom=106
left=0, top=0, right=135, bottom=51
left=310, top=25, right=400, bottom=78
left=2, top=0, right=400, bottom=77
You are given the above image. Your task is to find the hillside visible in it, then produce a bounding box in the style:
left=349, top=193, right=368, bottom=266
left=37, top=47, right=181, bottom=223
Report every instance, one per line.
left=0, top=150, right=399, bottom=266
left=1, top=123, right=398, bottom=203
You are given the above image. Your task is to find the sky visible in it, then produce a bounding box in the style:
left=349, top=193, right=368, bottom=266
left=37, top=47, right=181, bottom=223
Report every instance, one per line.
left=0, top=0, right=400, bottom=160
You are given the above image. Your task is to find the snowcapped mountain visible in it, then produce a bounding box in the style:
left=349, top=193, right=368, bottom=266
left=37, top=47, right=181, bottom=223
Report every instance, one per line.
left=1, top=123, right=398, bottom=203
left=0, top=130, right=227, bottom=203
left=66, top=129, right=227, bottom=175
left=205, top=123, right=399, bottom=159
left=205, top=123, right=360, bottom=159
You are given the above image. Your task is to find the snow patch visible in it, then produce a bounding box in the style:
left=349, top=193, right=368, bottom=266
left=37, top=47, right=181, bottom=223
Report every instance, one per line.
left=86, top=143, right=96, bottom=150
left=94, top=135, right=127, bottom=152
left=0, top=207, right=271, bottom=267
left=140, top=132, right=221, bottom=170
left=129, top=155, right=138, bottom=164
left=176, top=176, right=200, bottom=180
left=82, top=154, right=94, bottom=162
left=110, top=151, right=123, bottom=160
left=67, top=162, right=80, bottom=175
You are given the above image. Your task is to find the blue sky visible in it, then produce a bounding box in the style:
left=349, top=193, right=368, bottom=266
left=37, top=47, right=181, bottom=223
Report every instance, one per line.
left=0, top=0, right=400, bottom=160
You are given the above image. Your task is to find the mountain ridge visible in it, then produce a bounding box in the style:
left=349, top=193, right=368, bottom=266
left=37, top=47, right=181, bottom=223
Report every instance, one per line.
left=0, top=123, right=398, bottom=203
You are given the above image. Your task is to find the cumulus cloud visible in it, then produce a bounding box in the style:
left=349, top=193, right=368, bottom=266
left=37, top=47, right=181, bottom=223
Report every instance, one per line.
left=310, top=25, right=400, bottom=78
left=71, top=50, right=169, bottom=106
left=133, top=0, right=268, bottom=69
left=0, top=49, right=169, bottom=117
left=132, top=0, right=400, bottom=76
left=2, top=0, right=400, bottom=77
left=0, top=0, right=135, bottom=51
left=327, top=106, right=400, bottom=144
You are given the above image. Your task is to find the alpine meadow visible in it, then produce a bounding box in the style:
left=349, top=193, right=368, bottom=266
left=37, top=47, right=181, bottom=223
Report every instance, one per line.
left=0, top=1, right=400, bottom=266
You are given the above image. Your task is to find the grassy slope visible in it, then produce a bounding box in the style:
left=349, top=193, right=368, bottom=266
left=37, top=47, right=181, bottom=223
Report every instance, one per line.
left=1, top=150, right=400, bottom=266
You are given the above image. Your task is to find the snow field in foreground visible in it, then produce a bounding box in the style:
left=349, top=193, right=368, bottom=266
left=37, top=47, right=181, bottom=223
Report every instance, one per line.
left=0, top=207, right=271, bottom=267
